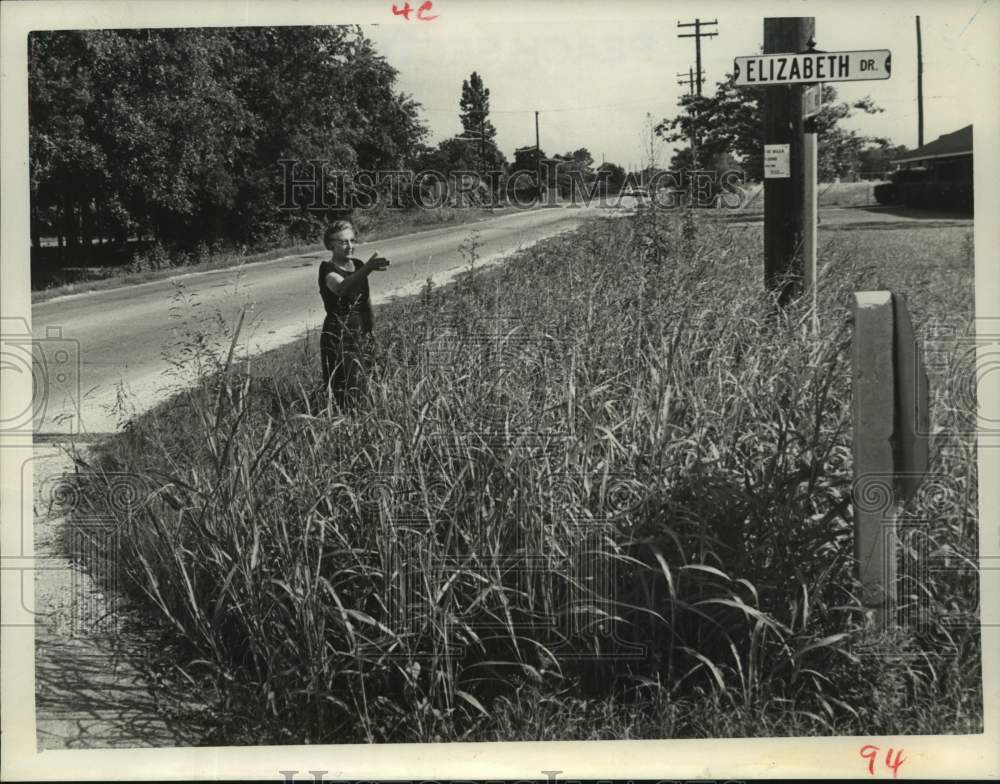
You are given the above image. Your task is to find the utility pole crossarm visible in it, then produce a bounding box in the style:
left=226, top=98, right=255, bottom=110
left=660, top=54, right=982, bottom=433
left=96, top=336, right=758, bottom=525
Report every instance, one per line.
left=676, top=68, right=705, bottom=94
left=677, top=18, right=718, bottom=96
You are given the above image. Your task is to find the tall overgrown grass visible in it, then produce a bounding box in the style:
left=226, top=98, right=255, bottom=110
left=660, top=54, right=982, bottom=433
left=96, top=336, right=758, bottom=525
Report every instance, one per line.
left=71, top=209, right=980, bottom=743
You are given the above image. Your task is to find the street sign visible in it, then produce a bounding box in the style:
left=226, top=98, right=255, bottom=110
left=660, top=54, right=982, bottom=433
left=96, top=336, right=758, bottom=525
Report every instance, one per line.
left=734, top=49, right=891, bottom=86
left=802, top=84, right=823, bottom=119
left=764, top=144, right=790, bottom=178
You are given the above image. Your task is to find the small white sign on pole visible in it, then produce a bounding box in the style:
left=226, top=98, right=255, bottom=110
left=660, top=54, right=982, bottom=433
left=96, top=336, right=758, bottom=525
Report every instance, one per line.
left=763, top=143, right=791, bottom=178
left=802, top=84, right=823, bottom=119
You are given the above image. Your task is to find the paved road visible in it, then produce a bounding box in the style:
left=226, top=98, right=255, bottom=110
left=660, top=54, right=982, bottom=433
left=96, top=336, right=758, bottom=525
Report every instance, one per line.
left=28, top=206, right=609, bottom=436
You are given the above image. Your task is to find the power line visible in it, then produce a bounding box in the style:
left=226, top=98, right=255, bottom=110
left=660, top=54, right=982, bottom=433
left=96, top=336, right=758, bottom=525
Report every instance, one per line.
left=415, top=96, right=681, bottom=114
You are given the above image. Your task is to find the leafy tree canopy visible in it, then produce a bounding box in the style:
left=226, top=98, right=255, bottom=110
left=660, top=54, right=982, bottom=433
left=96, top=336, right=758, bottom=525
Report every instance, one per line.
left=655, top=75, right=889, bottom=180
left=29, top=27, right=428, bottom=254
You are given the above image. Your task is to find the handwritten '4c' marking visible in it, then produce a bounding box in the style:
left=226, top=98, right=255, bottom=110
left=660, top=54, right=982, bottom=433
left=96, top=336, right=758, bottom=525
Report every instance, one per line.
left=391, top=1, right=439, bottom=21
left=860, top=744, right=907, bottom=779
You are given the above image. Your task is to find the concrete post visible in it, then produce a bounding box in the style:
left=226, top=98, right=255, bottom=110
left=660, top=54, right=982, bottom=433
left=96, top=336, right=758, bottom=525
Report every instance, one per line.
left=851, top=291, right=930, bottom=627
left=852, top=291, right=899, bottom=623
left=892, top=292, right=930, bottom=500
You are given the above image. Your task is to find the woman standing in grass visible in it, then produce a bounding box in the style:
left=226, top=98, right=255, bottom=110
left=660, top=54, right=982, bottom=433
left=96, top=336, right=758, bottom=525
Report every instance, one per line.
left=319, top=220, right=390, bottom=409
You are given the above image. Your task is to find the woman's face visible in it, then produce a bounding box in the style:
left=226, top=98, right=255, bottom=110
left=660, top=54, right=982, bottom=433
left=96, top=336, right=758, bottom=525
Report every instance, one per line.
left=328, top=228, right=355, bottom=262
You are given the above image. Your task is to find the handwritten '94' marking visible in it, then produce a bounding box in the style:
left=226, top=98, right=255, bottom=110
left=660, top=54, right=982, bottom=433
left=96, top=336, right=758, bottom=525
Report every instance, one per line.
left=392, top=1, right=438, bottom=21
left=860, top=744, right=906, bottom=779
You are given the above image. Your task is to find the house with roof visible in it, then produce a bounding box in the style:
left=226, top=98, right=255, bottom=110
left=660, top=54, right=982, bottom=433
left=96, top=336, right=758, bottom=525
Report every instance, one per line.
left=881, top=125, right=973, bottom=212
left=894, top=124, right=972, bottom=181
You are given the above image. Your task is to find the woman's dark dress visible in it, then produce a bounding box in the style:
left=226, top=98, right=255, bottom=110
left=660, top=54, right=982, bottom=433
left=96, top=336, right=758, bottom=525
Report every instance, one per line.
left=319, top=257, right=373, bottom=406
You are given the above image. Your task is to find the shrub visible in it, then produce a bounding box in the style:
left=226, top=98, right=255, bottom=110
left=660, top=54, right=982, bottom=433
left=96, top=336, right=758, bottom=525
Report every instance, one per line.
left=873, top=183, right=896, bottom=205
left=127, top=242, right=172, bottom=273
left=898, top=180, right=973, bottom=213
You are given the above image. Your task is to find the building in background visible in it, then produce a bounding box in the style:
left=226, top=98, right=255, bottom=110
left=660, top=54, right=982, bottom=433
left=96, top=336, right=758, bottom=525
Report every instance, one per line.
left=877, top=125, right=973, bottom=213
left=894, top=124, right=973, bottom=180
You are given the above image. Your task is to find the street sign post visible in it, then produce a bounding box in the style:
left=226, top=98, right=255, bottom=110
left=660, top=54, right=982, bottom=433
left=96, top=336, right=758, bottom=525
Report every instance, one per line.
left=735, top=27, right=890, bottom=308
left=734, top=49, right=890, bottom=86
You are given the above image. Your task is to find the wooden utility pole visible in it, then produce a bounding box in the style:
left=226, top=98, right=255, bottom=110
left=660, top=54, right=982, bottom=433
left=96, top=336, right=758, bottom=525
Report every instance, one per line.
left=677, top=68, right=700, bottom=165
left=677, top=69, right=698, bottom=164
left=762, top=17, right=814, bottom=305
left=677, top=18, right=718, bottom=96
left=677, top=69, right=693, bottom=95
left=479, top=115, right=486, bottom=179
left=916, top=16, right=924, bottom=147
left=535, top=110, right=542, bottom=201
left=676, top=67, right=706, bottom=95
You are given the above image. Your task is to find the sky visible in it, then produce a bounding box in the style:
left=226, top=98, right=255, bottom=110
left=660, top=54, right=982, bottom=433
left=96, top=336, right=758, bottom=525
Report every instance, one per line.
left=365, top=3, right=989, bottom=170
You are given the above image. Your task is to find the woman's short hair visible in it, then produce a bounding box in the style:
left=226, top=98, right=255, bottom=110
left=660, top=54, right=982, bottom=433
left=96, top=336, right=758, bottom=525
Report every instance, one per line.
left=323, top=220, right=355, bottom=249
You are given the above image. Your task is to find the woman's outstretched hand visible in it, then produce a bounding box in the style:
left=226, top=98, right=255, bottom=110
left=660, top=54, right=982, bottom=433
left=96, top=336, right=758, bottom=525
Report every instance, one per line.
left=365, top=252, right=390, bottom=272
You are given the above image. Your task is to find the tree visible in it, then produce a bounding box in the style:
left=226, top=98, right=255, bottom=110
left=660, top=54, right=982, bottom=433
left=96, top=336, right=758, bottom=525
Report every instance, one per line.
left=89, top=29, right=253, bottom=245
left=810, top=95, right=885, bottom=180
left=595, top=162, right=626, bottom=195
left=458, top=71, right=503, bottom=172
left=507, top=145, right=545, bottom=199
left=414, top=137, right=480, bottom=174
left=857, top=140, right=907, bottom=181
left=551, top=148, right=595, bottom=198
left=28, top=26, right=430, bottom=265
left=656, top=75, right=886, bottom=181
left=28, top=31, right=106, bottom=252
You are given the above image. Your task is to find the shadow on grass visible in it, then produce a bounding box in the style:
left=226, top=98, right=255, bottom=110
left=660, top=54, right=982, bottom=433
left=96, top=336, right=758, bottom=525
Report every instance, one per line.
left=856, top=205, right=974, bottom=221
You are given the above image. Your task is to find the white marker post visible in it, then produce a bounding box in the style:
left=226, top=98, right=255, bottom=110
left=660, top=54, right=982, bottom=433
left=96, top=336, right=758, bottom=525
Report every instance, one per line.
left=852, top=292, right=898, bottom=625
left=851, top=291, right=929, bottom=629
